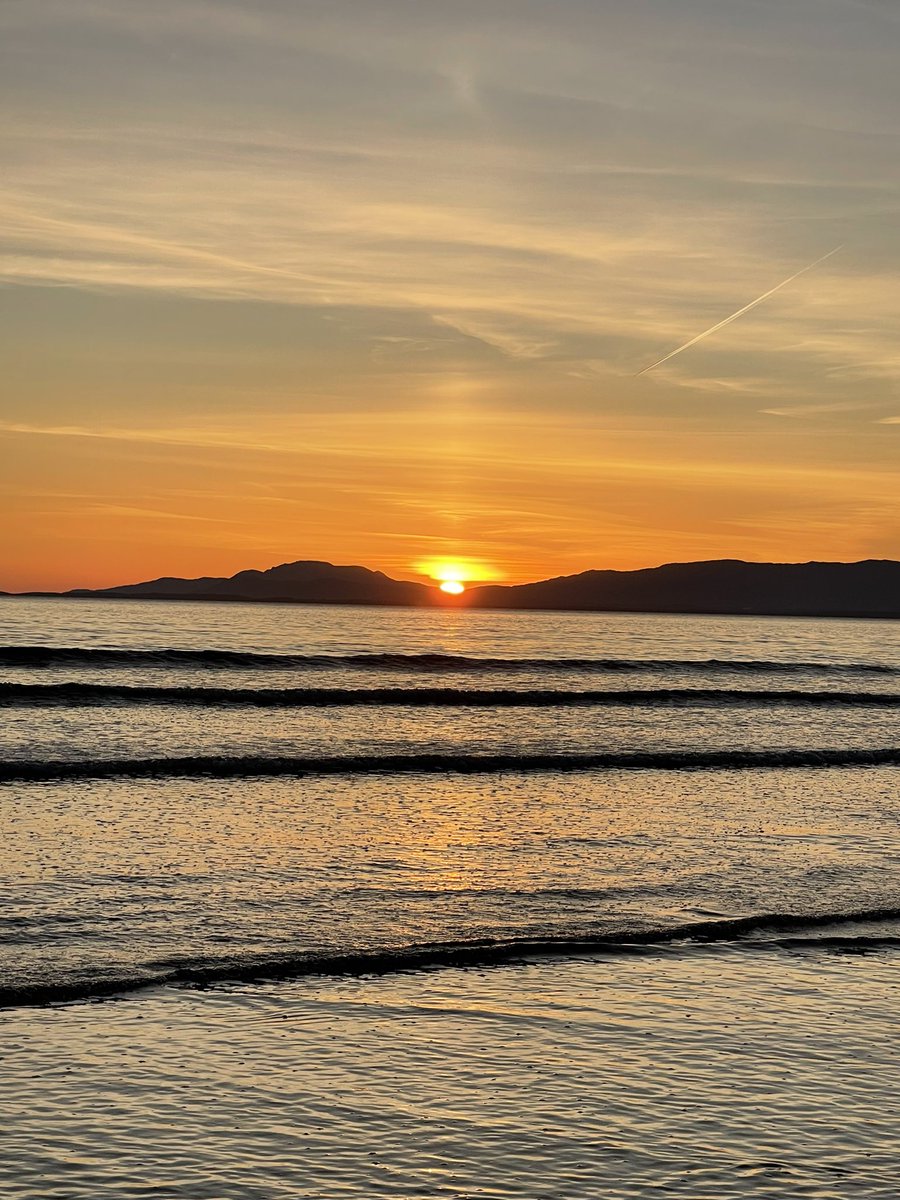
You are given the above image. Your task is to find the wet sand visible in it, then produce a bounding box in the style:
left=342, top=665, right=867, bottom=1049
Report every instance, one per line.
left=3, top=946, right=898, bottom=1199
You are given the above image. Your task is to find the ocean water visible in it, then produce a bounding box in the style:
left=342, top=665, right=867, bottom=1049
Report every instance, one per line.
left=2, top=597, right=899, bottom=1197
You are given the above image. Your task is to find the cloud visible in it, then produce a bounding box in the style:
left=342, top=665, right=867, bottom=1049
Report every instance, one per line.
left=2, top=0, right=900, bottom=400
left=762, top=401, right=882, bottom=417
left=2, top=1, right=899, bottom=585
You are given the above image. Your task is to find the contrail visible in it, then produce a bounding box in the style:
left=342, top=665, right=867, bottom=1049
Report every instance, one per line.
left=637, top=245, right=843, bottom=375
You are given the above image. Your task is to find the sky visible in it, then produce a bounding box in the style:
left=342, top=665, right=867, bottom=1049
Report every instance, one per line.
left=2, top=0, right=899, bottom=591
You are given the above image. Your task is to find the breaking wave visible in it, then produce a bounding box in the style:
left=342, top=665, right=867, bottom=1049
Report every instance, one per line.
left=3, top=906, right=898, bottom=1010
left=2, top=682, right=900, bottom=708
left=0, top=646, right=896, bottom=674
left=3, top=747, right=900, bottom=783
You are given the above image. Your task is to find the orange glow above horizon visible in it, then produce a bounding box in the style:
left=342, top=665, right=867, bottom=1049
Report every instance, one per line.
left=1, top=409, right=899, bottom=593
left=2, top=2, right=900, bottom=594
left=417, top=559, right=503, bottom=586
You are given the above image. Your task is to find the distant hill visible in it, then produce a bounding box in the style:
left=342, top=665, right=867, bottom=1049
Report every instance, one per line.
left=8, top=557, right=900, bottom=617
left=67, top=560, right=435, bottom=608
left=468, top=559, right=900, bottom=617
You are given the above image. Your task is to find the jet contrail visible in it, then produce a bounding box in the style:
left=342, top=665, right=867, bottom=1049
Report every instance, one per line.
left=637, top=245, right=843, bottom=375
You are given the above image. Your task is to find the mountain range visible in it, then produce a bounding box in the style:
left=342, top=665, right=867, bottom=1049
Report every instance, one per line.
left=9, top=558, right=900, bottom=618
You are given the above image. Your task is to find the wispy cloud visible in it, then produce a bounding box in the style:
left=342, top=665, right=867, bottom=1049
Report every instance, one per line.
left=3, top=2, right=899, bottom=397
left=762, top=400, right=881, bottom=417
left=2, top=0, right=899, bottom=585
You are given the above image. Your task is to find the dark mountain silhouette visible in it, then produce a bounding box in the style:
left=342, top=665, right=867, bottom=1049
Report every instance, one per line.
left=467, top=559, right=900, bottom=617
left=66, top=560, right=434, bottom=607
left=8, top=557, right=900, bottom=617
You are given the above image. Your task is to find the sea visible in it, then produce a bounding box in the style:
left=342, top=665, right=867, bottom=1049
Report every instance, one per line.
left=1, top=597, right=899, bottom=1198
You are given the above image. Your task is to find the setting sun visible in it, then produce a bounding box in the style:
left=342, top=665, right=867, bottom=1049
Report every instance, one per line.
left=416, top=559, right=503, bottom=590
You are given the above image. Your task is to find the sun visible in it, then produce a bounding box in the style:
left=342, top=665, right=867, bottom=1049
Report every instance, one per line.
left=428, top=562, right=468, bottom=595
left=415, top=557, right=502, bottom=593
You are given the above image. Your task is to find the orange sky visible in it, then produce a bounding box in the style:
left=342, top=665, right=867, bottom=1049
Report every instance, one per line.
left=3, top=394, right=896, bottom=591
left=2, top=1, right=899, bottom=591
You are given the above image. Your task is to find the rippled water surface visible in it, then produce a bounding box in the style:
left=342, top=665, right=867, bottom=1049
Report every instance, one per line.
left=1, top=597, right=899, bottom=1197
left=3, top=951, right=899, bottom=1199
left=8, top=596, right=898, bottom=662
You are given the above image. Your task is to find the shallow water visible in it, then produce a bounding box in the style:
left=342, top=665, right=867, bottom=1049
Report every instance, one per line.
left=2, top=598, right=899, bottom=1002
left=4, top=766, right=900, bottom=1005
left=4, top=701, right=900, bottom=762
left=2, top=597, right=899, bottom=1196
left=3, top=949, right=899, bottom=1199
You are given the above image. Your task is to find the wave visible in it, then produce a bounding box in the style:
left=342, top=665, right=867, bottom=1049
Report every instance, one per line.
left=0, top=646, right=895, bottom=674
left=3, top=681, right=900, bottom=709
left=3, top=905, right=899, bottom=1010
left=3, top=747, right=900, bottom=783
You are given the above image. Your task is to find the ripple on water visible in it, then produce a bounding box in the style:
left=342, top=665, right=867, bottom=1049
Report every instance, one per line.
left=2, top=947, right=899, bottom=1199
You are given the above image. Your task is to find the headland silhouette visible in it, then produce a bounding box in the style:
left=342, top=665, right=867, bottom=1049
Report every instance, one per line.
left=7, top=558, right=900, bottom=618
